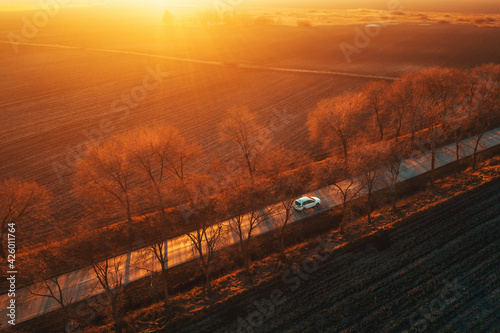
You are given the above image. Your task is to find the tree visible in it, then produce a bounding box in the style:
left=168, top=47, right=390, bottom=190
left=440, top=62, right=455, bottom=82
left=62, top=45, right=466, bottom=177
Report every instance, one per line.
left=223, top=181, right=269, bottom=274
left=445, top=104, right=471, bottom=162
left=320, top=160, right=363, bottom=234
left=416, top=67, right=466, bottom=117
left=219, top=106, right=270, bottom=182
left=186, top=200, right=224, bottom=292
left=307, top=92, right=363, bottom=164
left=469, top=63, right=500, bottom=169
left=267, top=148, right=310, bottom=263
left=417, top=101, right=448, bottom=183
left=351, top=144, right=385, bottom=224
left=361, top=81, right=390, bottom=141
left=72, top=229, right=127, bottom=332
left=73, top=137, right=137, bottom=226
left=446, top=73, right=481, bottom=162
left=128, top=126, right=200, bottom=221
left=333, top=177, right=363, bottom=234
left=24, top=248, right=73, bottom=309
left=133, top=219, right=171, bottom=312
left=0, top=179, right=51, bottom=259
left=380, top=140, right=411, bottom=210
left=386, top=73, right=421, bottom=140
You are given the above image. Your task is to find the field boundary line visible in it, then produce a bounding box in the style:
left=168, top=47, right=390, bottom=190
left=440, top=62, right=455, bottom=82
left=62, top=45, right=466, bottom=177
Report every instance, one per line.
left=0, top=40, right=396, bottom=80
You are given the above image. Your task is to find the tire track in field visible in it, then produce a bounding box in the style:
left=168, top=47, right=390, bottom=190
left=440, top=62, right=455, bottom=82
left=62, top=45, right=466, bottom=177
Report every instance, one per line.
left=0, top=40, right=396, bottom=81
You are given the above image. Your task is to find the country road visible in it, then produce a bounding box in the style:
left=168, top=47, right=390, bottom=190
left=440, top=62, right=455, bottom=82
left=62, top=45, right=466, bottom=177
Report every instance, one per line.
left=0, top=127, right=498, bottom=328
left=0, top=41, right=396, bottom=81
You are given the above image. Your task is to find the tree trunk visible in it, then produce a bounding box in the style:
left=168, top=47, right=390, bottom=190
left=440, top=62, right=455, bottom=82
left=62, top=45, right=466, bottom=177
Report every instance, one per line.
left=472, top=135, right=483, bottom=170
left=392, top=194, right=397, bottom=210
left=110, top=294, right=123, bottom=333
left=280, top=229, right=286, bottom=264
left=391, top=182, right=398, bottom=211
left=395, top=119, right=402, bottom=141
left=375, top=111, right=384, bottom=141
left=341, top=137, right=349, bottom=165
left=430, top=150, right=436, bottom=185
left=125, top=194, right=133, bottom=225
left=154, top=185, right=166, bottom=222
left=339, top=207, right=348, bottom=234
left=162, top=269, right=169, bottom=310
left=367, top=190, right=373, bottom=224
left=431, top=150, right=436, bottom=171
left=204, top=267, right=211, bottom=292
left=245, top=156, right=254, bottom=183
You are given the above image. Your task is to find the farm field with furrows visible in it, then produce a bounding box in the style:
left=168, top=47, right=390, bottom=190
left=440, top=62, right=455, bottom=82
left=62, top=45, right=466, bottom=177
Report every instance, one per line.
left=176, top=178, right=500, bottom=333
left=0, top=8, right=499, bottom=241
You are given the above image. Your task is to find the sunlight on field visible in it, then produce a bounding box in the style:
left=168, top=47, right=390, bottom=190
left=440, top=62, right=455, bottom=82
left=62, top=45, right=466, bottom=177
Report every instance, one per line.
left=244, top=8, right=500, bottom=28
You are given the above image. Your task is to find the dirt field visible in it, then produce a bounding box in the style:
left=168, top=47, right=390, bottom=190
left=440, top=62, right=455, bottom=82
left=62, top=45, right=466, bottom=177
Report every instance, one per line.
left=0, top=8, right=499, bottom=235
left=176, top=178, right=500, bottom=333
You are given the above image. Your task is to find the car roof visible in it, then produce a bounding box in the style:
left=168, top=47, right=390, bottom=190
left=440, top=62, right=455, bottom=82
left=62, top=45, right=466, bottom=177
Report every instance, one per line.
left=296, top=197, right=313, bottom=203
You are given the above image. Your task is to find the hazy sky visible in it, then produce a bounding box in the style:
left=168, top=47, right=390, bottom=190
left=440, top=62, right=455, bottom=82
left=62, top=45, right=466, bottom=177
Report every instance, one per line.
left=1, top=0, right=498, bottom=13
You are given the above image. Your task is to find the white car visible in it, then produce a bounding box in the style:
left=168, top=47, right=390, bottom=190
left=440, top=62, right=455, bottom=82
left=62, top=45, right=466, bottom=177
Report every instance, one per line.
left=293, top=196, right=321, bottom=211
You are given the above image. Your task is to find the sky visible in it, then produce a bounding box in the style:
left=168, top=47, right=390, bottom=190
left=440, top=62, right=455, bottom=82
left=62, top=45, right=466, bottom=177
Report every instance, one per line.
left=0, top=0, right=498, bottom=13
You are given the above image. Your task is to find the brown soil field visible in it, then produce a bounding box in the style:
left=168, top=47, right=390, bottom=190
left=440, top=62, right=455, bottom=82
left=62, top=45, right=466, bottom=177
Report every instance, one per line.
left=175, top=177, right=500, bottom=333
left=0, top=8, right=499, bottom=239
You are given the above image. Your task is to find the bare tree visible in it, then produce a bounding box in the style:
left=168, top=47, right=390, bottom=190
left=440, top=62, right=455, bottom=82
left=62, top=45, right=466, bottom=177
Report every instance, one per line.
left=160, top=129, right=201, bottom=190
left=186, top=200, right=224, bottom=292
left=380, top=140, right=411, bottom=210
left=351, top=144, right=385, bottom=224
left=417, top=101, right=448, bottom=183
left=133, top=219, right=171, bottom=312
left=416, top=67, right=466, bottom=117
left=386, top=73, right=421, bottom=140
left=334, top=179, right=363, bottom=234
left=267, top=148, right=310, bottom=263
left=416, top=68, right=468, bottom=177
left=361, top=81, right=390, bottom=141
left=24, top=250, right=72, bottom=309
left=128, top=126, right=200, bottom=220
left=307, top=92, right=363, bottom=164
left=446, top=73, right=481, bottom=161
left=0, top=179, right=51, bottom=259
left=219, top=106, right=270, bottom=182
left=72, top=229, right=127, bottom=332
left=469, top=63, right=500, bottom=169
left=325, top=161, right=363, bottom=234
left=445, top=104, right=471, bottom=162
left=222, top=181, right=269, bottom=274
left=73, top=138, right=137, bottom=226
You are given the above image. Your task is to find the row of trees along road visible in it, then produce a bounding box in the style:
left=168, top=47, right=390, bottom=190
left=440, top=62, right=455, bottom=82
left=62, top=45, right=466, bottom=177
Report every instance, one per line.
left=2, top=64, right=498, bottom=332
